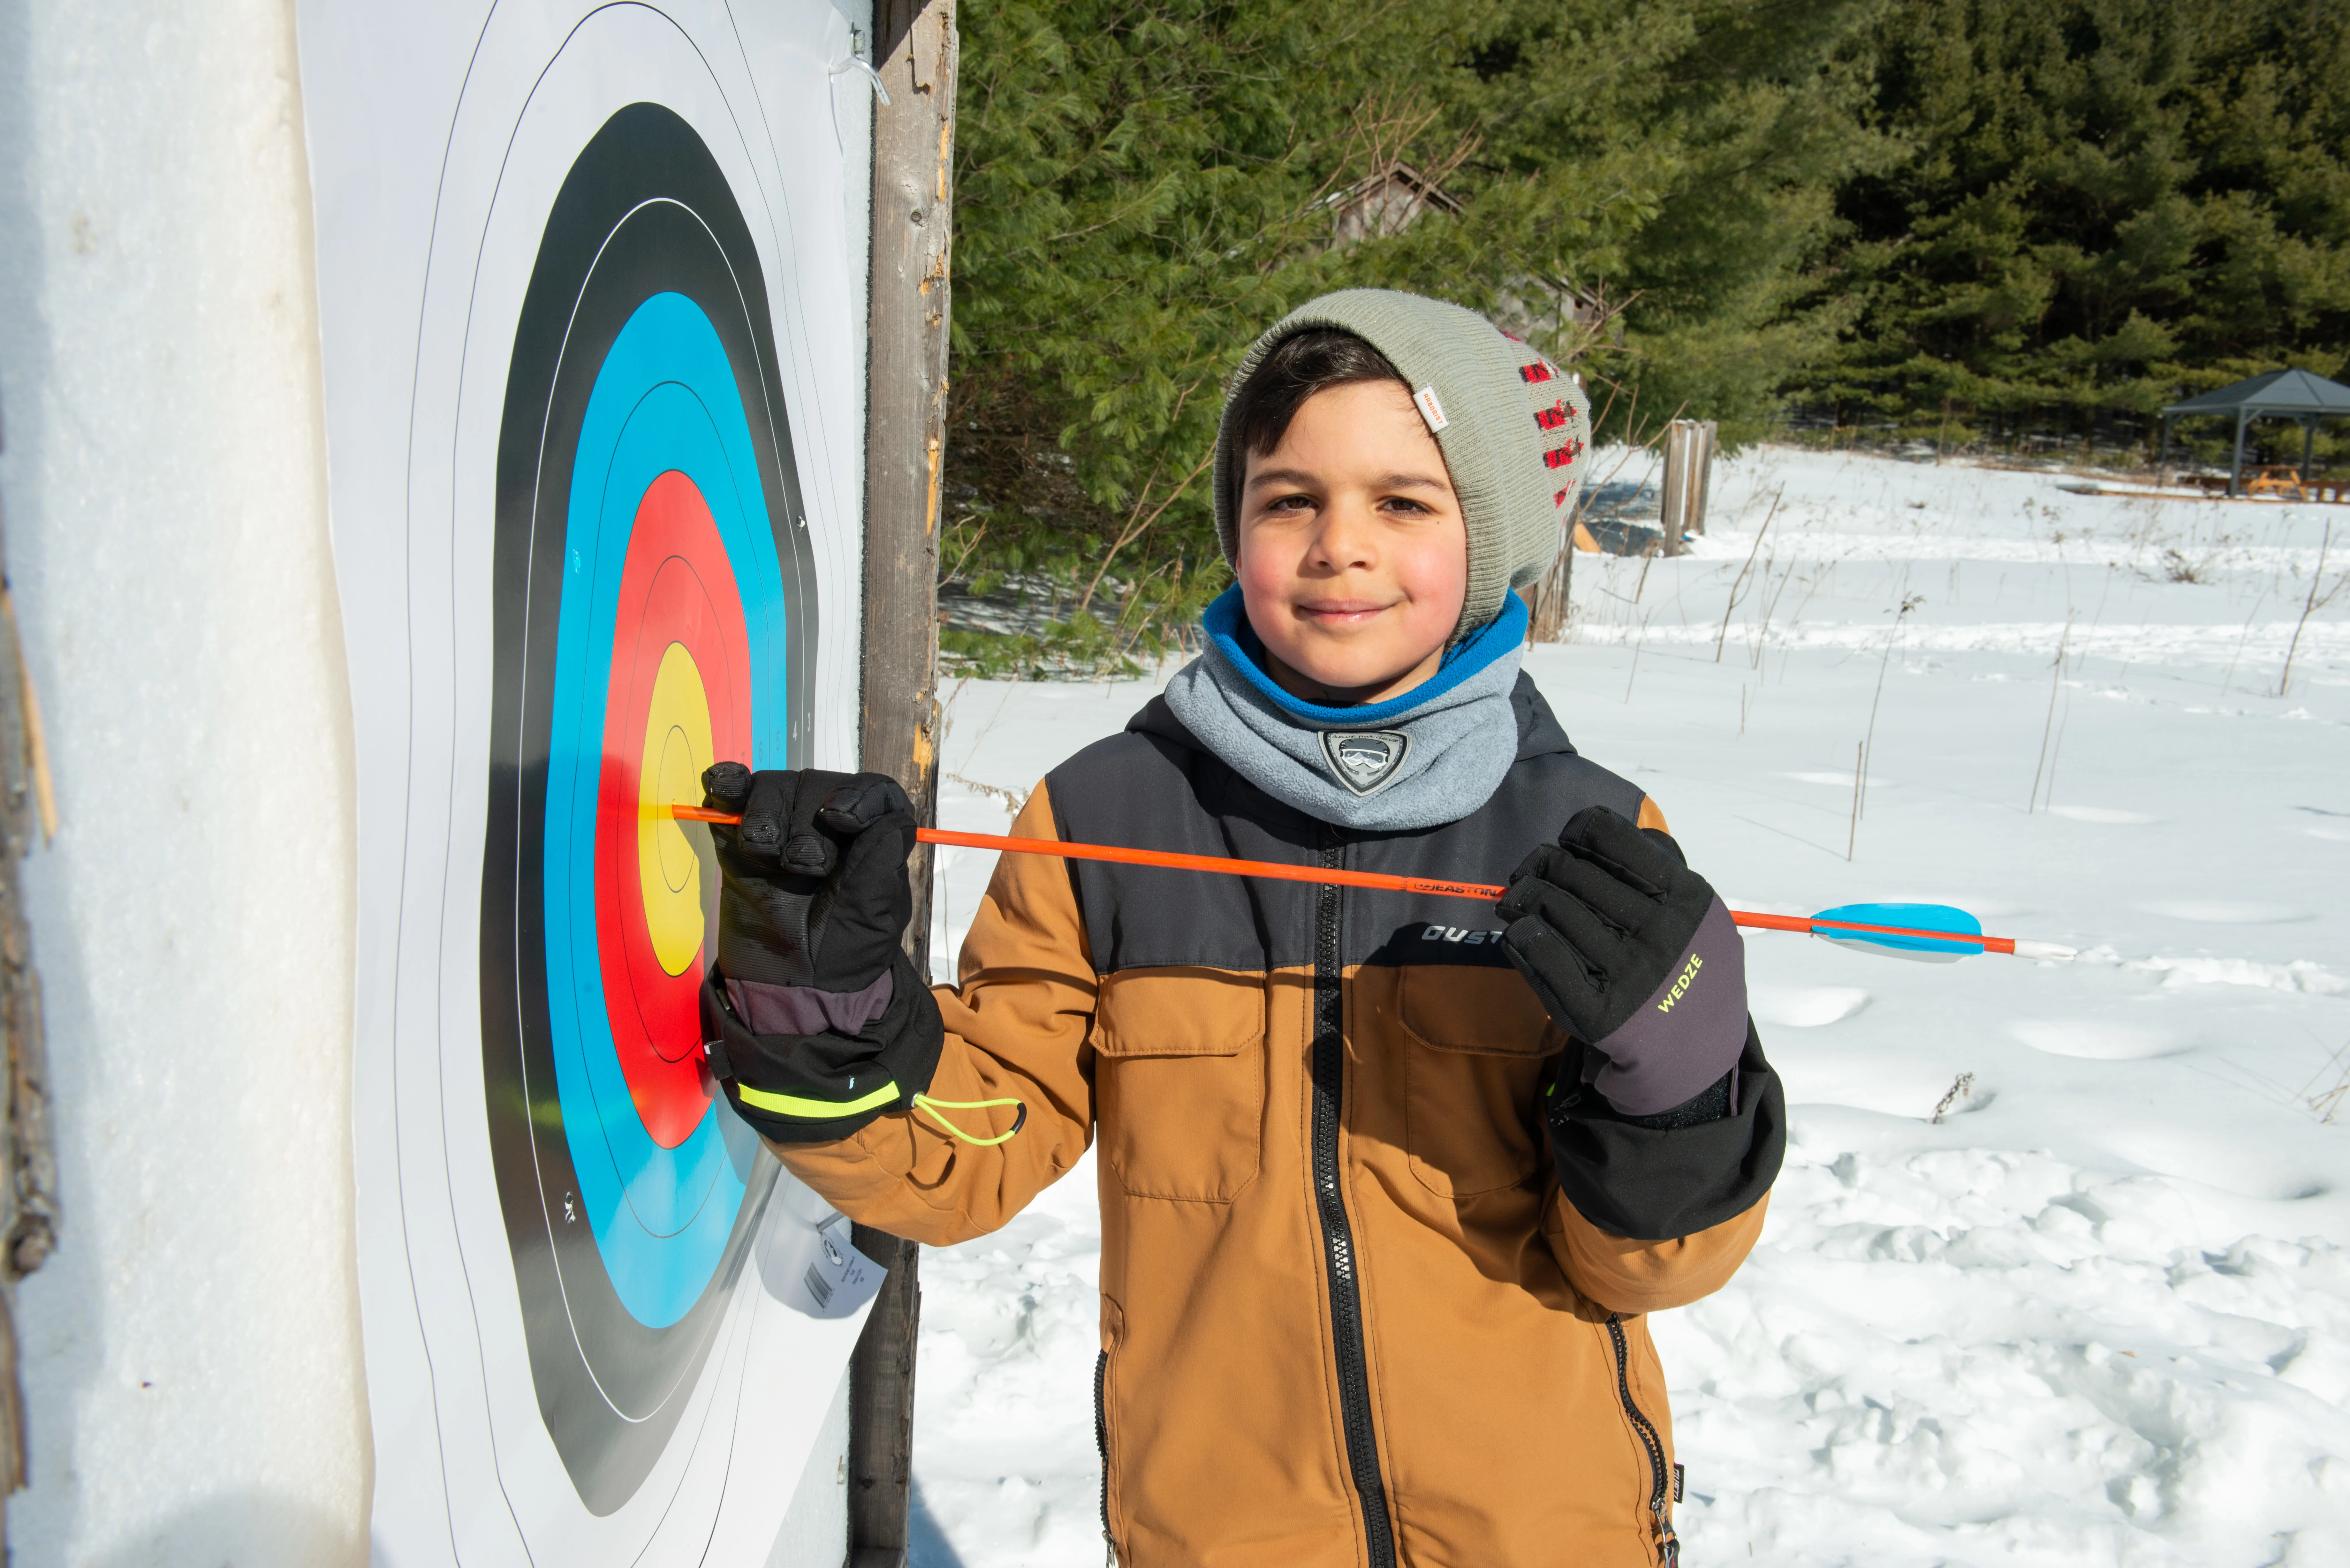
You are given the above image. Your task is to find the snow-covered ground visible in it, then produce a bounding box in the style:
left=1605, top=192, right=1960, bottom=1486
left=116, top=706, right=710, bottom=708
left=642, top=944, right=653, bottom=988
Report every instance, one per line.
left=906, top=446, right=2350, bottom=1566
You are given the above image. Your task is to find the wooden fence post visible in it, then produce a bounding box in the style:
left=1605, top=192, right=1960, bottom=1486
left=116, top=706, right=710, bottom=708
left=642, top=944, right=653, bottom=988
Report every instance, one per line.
left=1658, top=418, right=1716, bottom=552
left=848, top=3, right=956, bottom=1565
left=1693, top=419, right=1716, bottom=533
left=0, top=393, right=57, bottom=1539
left=1527, top=535, right=1575, bottom=642
left=1658, top=421, right=1689, bottom=554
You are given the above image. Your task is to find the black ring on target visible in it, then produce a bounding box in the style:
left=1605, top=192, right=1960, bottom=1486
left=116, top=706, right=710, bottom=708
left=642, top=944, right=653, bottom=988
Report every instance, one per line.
left=481, top=102, right=817, bottom=1513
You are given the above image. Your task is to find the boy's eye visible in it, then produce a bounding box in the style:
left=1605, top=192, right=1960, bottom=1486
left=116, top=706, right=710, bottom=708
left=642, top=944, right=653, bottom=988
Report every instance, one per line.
left=1380, top=496, right=1432, bottom=515
left=1266, top=494, right=1315, bottom=513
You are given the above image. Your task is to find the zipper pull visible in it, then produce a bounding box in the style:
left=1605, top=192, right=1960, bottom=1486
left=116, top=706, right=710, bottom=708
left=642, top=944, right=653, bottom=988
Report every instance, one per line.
left=1652, top=1493, right=1679, bottom=1566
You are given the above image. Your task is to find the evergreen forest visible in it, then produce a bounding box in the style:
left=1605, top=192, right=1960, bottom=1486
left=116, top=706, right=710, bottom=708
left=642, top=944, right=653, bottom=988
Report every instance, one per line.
left=940, top=0, right=2350, bottom=673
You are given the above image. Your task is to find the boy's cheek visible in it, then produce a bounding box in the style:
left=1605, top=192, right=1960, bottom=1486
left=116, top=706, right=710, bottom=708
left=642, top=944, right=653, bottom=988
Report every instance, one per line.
left=1234, top=533, right=1308, bottom=626
left=1382, top=526, right=1468, bottom=632
left=1407, top=532, right=1469, bottom=615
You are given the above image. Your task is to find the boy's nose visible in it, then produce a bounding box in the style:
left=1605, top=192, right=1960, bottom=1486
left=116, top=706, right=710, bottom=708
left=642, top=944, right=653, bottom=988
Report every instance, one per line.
left=1305, top=504, right=1382, bottom=569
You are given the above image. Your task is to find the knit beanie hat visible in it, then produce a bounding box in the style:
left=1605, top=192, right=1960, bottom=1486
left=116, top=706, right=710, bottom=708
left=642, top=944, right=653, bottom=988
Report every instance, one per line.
left=1211, top=288, right=1592, bottom=640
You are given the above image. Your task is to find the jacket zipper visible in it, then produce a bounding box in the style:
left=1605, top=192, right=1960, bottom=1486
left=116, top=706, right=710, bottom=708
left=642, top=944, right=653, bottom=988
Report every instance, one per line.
left=1607, top=1312, right=1680, bottom=1567
left=1311, top=833, right=1397, bottom=1568
left=1095, top=1347, right=1117, bottom=1565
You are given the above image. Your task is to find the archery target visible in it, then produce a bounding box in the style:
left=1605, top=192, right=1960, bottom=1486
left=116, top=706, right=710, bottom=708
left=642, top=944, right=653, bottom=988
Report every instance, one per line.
left=301, top=1, right=879, bottom=1559
left=480, top=100, right=812, bottom=1509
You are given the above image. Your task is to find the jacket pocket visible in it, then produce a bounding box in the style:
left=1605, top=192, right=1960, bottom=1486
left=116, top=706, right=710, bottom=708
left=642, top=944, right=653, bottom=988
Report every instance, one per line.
left=1092, top=967, right=1266, bottom=1201
left=1398, top=963, right=1559, bottom=1197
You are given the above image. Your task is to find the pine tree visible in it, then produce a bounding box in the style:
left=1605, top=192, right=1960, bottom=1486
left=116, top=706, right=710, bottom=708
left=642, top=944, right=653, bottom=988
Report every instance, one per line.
left=1794, top=0, right=2350, bottom=451
left=945, top=0, right=1883, bottom=673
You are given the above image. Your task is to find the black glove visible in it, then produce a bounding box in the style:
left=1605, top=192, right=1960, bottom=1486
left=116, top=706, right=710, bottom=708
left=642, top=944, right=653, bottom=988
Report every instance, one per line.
left=1496, top=805, right=1748, bottom=1120
left=702, top=762, right=917, bottom=991
left=698, top=762, right=942, bottom=1142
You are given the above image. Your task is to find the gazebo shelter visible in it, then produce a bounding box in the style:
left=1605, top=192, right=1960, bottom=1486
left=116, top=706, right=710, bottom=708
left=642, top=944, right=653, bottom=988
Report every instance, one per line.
left=2160, top=367, right=2350, bottom=497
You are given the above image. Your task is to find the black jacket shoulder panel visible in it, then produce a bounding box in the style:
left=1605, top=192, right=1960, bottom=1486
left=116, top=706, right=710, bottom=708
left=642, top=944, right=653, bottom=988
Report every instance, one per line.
left=1511, top=672, right=1579, bottom=761
left=1046, top=716, right=1319, bottom=973
left=1041, top=680, right=1651, bottom=975
left=1124, top=692, right=1191, bottom=747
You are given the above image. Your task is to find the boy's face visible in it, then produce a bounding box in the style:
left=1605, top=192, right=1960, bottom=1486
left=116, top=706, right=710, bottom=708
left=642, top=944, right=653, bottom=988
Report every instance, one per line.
left=1236, top=380, right=1469, bottom=706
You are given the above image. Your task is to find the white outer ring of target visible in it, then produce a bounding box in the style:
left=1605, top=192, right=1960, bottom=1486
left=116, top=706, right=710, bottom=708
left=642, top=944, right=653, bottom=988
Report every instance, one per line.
left=377, top=3, right=869, bottom=1562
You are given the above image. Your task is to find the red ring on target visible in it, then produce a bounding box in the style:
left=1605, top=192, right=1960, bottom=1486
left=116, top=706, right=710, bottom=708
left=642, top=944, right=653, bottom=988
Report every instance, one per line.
left=591, top=469, right=750, bottom=1149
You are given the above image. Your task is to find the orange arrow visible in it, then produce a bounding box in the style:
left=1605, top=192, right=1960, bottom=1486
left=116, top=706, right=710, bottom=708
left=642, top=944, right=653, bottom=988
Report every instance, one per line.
left=663, top=806, right=2069, bottom=958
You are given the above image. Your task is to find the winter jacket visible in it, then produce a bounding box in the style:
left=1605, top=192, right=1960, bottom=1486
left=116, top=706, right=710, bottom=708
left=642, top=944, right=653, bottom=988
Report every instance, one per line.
left=776, top=675, right=1784, bottom=1568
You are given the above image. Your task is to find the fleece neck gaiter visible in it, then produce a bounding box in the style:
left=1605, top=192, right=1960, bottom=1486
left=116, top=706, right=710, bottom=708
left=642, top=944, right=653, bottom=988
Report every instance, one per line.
left=1161, top=587, right=1527, bottom=832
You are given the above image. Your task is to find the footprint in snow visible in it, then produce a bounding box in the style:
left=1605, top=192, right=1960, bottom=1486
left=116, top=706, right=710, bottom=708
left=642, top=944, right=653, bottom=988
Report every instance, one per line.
left=2011, top=1018, right=2191, bottom=1061
left=1749, top=986, right=1870, bottom=1029
left=2096, top=1125, right=2330, bottom=1202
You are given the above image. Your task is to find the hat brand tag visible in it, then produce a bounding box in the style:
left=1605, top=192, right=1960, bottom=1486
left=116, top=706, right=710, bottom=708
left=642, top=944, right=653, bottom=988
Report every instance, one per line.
left=1321, top=730, right=1411, bottom=795
left=1412, top=385, right=1449, bottom=433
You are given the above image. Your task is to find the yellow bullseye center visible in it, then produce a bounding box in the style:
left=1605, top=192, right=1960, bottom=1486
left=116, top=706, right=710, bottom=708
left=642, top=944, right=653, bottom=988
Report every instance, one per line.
left=637, top=642, right=713, bottom=977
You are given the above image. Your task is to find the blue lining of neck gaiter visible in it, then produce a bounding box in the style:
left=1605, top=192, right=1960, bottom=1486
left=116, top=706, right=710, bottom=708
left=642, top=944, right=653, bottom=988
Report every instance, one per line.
left=1199, top=585, right=1525, bottom=727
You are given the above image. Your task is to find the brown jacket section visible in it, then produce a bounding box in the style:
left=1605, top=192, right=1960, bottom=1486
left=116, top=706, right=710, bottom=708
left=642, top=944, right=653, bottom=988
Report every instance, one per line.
left=777, top=786, right=1764, bottom=1568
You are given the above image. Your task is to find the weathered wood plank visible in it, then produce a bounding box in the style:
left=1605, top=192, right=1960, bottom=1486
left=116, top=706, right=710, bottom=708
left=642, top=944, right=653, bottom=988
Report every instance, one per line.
left=847, top=2, right=956, bottom=1561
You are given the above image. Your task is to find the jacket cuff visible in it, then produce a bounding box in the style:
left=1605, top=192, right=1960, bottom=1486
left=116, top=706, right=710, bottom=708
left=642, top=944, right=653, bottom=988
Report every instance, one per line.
left=702, top=949, right=944, bottom=1145
left=724, top=968, right=894, bottom=1036
left=1546, top=1020, right=1784, bottom=1241
left=1620, top=1069, right=1734, bottom=1130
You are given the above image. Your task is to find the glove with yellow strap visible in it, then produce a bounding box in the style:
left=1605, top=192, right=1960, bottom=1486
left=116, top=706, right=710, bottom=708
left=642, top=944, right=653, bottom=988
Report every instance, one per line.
left=698, top=762, right=945, bottom=1144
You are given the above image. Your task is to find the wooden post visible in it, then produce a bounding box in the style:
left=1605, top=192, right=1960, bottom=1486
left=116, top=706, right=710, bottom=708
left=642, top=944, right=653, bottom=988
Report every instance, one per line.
left=1658, top=423, right=1684, bottom=555
left=1692, top=420, right=1716, bottom=533
left=0, top=392, right=56, bottom=1539
left=1658, top=418, right=1718, bottom=554
left=1526, top=541, right=1573, bottom=642
left=849, top=3, right=956, bottom=1565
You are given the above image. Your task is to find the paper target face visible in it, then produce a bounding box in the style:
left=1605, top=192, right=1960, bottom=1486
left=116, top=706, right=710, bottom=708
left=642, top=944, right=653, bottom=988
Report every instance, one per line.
left=479, top=100, right=815, bottom=1511
left=302, top=1, right=878, bottom=1557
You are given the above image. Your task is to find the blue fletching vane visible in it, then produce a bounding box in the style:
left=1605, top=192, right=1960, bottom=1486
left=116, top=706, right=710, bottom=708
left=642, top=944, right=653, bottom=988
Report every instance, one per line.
left=1809, top=902, right=1983, bottom=963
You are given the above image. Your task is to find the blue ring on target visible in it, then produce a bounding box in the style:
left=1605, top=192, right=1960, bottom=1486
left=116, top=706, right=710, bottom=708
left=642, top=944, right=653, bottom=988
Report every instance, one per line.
left=541, top=292, right=788, bottom=1328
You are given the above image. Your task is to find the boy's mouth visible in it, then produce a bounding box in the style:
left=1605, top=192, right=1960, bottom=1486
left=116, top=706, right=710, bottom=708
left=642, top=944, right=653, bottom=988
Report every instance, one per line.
left=1291, top=598, right=1397, bottom=629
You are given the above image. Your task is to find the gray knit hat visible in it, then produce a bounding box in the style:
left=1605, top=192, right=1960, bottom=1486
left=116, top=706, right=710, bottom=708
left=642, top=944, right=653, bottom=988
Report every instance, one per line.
left=1212, top=288, right=1592, bottom=639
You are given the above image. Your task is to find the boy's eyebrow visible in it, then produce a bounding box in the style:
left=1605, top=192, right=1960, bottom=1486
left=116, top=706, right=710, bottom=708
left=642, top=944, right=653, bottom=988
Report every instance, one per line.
left=1245, top=467, right=1452, bottom=493
left=1244, top=467, right=1320, bottom=492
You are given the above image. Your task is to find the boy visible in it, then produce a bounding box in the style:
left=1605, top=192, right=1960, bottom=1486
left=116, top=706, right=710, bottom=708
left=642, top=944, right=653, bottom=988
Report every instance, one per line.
left=699, top=290, right=1784, bottom=1567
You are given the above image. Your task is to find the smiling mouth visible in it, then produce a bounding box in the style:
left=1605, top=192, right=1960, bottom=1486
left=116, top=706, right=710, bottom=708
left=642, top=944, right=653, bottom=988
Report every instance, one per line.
left=1294, top=600, right=1396, bottom=626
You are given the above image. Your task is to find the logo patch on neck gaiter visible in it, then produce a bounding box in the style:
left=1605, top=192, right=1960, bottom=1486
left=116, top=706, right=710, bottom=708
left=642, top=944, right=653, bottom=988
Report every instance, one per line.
left=1321, top=730, right=1410, bottom=795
